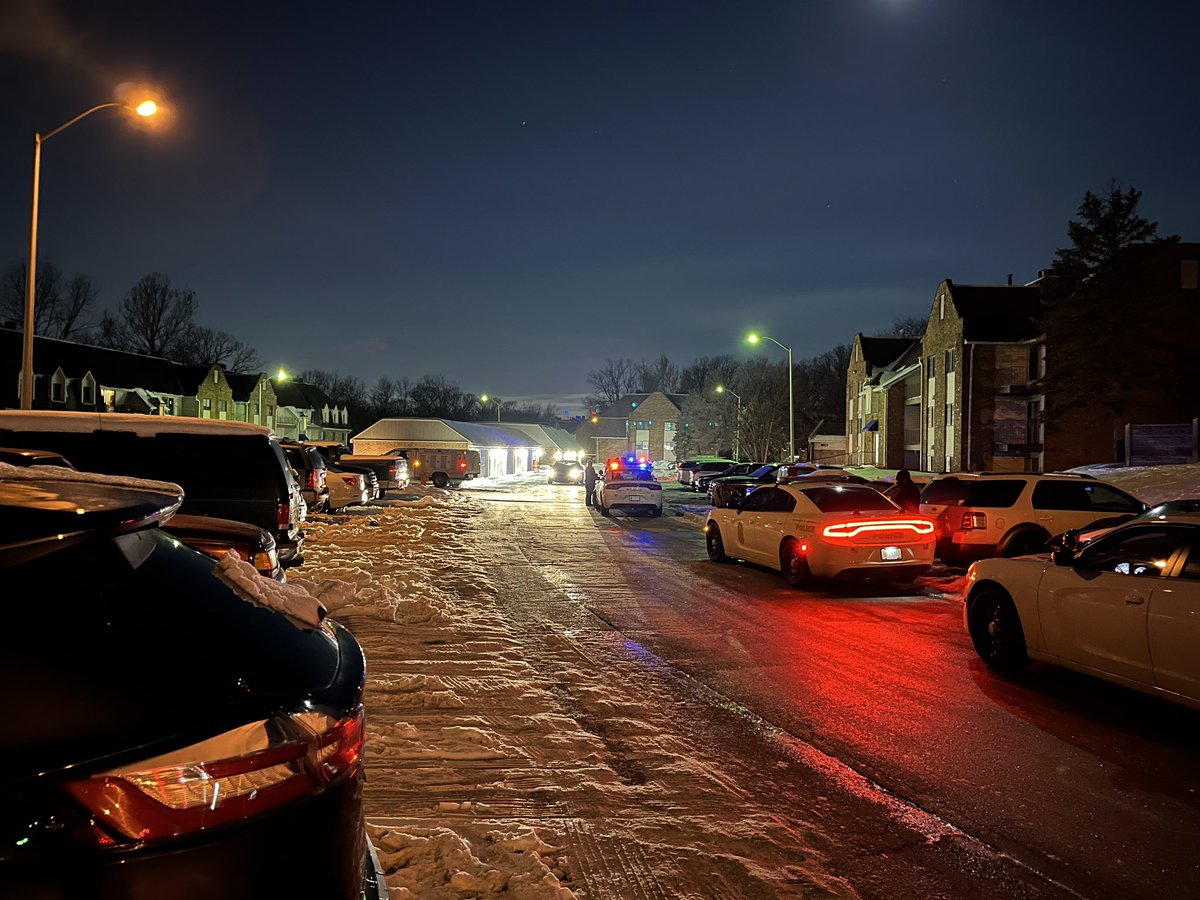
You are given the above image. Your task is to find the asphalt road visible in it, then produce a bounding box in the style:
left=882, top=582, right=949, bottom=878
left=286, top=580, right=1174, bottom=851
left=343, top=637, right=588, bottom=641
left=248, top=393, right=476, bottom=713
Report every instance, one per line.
left=503, top=481, right=1200, bottom=899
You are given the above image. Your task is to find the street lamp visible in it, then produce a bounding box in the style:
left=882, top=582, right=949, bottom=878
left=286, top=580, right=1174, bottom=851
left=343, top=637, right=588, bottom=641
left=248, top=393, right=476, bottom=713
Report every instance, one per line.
left=20, top=97, right=160, bottom=409
left=746, top=332, right=794, bottom=462
left=715, top=385, right=742, bottom=460
left=479, top=394, right=501, bottom=422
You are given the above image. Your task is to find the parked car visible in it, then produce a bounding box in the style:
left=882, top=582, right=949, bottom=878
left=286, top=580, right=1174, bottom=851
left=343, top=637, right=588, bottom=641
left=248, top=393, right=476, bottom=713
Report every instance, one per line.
left=963, top=511, right=1200, bottom=711
left=0, top=412, right=307, bottom=568
left=709, top=463, right=785, bottom=508
left=548, top=460, right=585, bottom=484
left=596, top=458, right=663, bottom=517
left=694, top=462, right=763, bottom=494
left=686, top=460, right=743, bottom=492
left=303, top=442, right=380, bottom=501
left=0, top=469, right=385, bottom=899
left=705, top=483, right=936, bottom=585
left=920, top=471, right=1147, bottom=565
left=0, top=449, right=284, bottom=581
left=325, top=461, right=371, bottom=511
left=677, top=457, right=735, bottom=487
left=283, top=441, right=329, bottom=514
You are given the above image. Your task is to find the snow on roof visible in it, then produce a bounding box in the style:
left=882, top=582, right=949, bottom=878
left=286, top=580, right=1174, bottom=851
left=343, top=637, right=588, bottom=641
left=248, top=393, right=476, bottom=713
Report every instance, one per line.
left=504, top=423, right=584, bottom=453
left=0, top=410, right=273, bottom=438
left=353, top=418, right=470, bottom=446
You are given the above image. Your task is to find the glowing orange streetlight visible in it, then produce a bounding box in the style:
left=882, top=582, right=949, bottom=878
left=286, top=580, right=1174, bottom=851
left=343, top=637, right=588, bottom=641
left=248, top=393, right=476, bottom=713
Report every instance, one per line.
left=20, top=97, right=162, bottom=409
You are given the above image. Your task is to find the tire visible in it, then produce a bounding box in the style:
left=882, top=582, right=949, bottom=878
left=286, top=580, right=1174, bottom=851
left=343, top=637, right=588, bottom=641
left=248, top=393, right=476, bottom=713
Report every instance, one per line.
left=706, top=524, right=729, bottom=562
left=600, top=503, right=611, bottom=517
left=432, top=472, right=449, bottom=488
left=968, top=586, right=1029, bottom=671
left=1002, top=530, right=1048, bottom=558
left=781, top=539, right=812, bottom=588
left=651, top=506, right=662, bottom=517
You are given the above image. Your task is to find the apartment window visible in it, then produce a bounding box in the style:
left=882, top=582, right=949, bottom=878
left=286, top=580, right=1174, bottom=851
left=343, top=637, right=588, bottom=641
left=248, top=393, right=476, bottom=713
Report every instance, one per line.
left=927, top=408, right=934, bottom=428
left=666, top=422, right=675, bottom=431
left=202, top=398, right=212, bottom=410
left=219, top=400, right=228, bottom=413
left=51, top=379, right=65, bottom=403
left=945, top=349, right=956, bottom=373
left=945, top=402, right=955, bottom=424
left=81, top=380, right=94, bottom=405
left=939, top=295, right=945, bottom=320
left=926, top=355, right=936, bottom=378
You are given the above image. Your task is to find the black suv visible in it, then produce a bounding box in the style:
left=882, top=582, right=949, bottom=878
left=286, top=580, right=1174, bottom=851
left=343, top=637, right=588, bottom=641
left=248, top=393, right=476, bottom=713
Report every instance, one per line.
left=0, top=411, right=305, bottom=567
left=0, top=469, right=384, bottom=899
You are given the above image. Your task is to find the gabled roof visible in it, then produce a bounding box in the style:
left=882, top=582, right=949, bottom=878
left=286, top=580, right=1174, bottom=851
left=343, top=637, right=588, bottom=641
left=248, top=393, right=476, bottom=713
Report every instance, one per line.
left=354, top=418, right=468, bottom=446
left=808, top=419, right=846, bottom=440
left=858, top=336, right=919, bottom=379
left=273, top=379, right=339, bottom=411
left=586, top=418, right=631, bottom=438
left=598, top=391, right=686, bottom=418
left=450, top=421, right=532, bottom=448
left=225, top=372, right=268, bottom=402
left=944, top=281, right=1043, bottom=343
left=503, top=423, right=584, bottom=453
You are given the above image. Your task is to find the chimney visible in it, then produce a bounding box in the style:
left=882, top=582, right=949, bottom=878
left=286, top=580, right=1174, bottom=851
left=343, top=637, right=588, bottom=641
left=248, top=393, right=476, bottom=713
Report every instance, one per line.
left=1007, top=273, right=1013, bottom=285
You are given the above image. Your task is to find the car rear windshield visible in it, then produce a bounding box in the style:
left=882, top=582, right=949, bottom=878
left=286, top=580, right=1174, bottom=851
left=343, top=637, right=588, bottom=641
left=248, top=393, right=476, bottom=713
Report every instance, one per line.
left=610, top=469, right=655, bottom=482
left=801, top=486, right=897, bottom=513
left=921, top=478, right=1025, bottom=508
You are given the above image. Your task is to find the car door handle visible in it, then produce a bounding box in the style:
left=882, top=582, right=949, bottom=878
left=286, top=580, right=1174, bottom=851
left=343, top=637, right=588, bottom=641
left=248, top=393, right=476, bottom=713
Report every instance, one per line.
left=1125, top=594, right=1145, bottom=606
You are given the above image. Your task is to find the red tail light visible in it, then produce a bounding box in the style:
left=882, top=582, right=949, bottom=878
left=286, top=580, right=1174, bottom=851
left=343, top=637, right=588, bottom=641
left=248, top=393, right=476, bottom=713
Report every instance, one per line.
left=276, top=501, right=290, bottom=529
left=821, top=518, right=935, bottom=541
left=458, top=459, right=468, bottom=470
left=65, top=706, right=364, bottom=845
left=959, top=511, right=987, bottom=531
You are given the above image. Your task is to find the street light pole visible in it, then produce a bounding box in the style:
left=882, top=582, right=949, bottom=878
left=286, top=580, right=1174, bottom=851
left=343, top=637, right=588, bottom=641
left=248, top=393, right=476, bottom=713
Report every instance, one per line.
left=20, top=100, right=159, bottom=410
left=715, top=385, right=742, bottom=460
left=480, top=394, right=501, bottom=422
left=747, top=332, right=795, bottom=462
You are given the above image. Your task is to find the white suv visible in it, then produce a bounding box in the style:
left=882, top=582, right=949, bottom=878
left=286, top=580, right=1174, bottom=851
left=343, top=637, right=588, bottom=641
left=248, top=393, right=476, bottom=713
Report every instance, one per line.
left=921, top=472, right=1147, bottom=565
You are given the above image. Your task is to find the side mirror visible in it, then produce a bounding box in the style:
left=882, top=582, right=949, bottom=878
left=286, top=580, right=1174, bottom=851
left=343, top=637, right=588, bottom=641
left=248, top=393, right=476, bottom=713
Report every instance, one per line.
left=1050, top=529, right=1081, bottom=566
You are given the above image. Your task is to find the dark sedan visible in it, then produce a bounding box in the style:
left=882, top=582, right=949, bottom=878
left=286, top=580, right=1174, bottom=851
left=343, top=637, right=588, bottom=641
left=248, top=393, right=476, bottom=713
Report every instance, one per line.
left=0, top=472, right=385, bottom=900
left=548, top=460, right=585, bottom=484
left=708, top=463, right=784, bottom=508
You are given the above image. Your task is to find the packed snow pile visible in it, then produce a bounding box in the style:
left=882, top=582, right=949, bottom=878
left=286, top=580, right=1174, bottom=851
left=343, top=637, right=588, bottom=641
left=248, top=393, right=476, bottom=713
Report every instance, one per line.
left=212, top=553, right=327, bottom=626
left=1072, top=461, right=1200, bottom=506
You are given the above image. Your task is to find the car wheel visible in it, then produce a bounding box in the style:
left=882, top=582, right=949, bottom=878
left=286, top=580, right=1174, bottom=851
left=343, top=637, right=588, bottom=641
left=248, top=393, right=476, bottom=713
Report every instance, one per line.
left=432, top=472, right=449, bottom=488
left=651, top=506, right=662, bottom=517
left=600, top=503, right=611, bottom=517
left=1002, top=530, right=1048, bottom=558
left=706, top=525, right=729, bottom=562
left=781, top=539, right=811, bottom=588
left=968, top=586, right=1029, bottom=671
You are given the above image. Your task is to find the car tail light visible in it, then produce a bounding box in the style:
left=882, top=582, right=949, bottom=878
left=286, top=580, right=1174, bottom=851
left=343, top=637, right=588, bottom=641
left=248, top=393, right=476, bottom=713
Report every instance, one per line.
left=959, top=511, right=987, bottom=531
left=821, top=518, right=935, bottom=540
left=458, top=459, right=467, bottom=471
left=65, top=706, right=363, bottom=845
left=276, top=501, right=290, bottom=530
left=252, top=549, right=278, bottom=573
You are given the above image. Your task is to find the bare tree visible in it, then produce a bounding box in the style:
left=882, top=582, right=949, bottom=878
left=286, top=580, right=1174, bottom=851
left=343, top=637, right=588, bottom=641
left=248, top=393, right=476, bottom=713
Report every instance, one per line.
left=108, top=272, right=196, bottom=357
left=175, top=325, right=261, bottom=372
left=585, top=358, right=637, bottom=410
left=369, top=377, right=398, bottom=419
left=635, top=354, right=680, bottom=393
left=881, top=316, right=925, bottom=339
left=1, top=260, right=97, bottom=340
left=678, top=355, right=739, bottom=394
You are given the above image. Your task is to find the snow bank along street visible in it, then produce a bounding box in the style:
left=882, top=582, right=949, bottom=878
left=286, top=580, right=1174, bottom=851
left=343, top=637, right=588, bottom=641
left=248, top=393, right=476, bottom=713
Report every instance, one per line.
left=294, top=469, right=1163, bottom=899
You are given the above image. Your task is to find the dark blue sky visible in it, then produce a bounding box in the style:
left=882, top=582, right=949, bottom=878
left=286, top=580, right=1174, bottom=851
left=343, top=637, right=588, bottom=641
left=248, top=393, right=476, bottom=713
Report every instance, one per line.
left=2, top=0, right=1198, bottom=405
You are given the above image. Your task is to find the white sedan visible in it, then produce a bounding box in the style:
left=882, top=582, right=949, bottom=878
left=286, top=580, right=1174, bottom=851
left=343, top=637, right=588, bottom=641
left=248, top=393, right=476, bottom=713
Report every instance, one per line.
left=963, top=513, right=1200, bottom=710
left=596, top=468, right=663, bottom=517
left=704, top=483, right=935, bottom=585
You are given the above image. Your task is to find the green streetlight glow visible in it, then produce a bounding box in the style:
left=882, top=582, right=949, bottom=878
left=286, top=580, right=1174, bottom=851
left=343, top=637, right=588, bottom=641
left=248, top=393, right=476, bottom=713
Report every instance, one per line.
left=746, top=333, right=761, bottom=344
left=276, top=369, right=288, bottom=381
left=716, top=385, right=725, bottom=394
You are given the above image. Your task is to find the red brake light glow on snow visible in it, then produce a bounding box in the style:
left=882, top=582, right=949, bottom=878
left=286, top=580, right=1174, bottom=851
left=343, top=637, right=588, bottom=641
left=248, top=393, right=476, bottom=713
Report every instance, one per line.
left=821, top=519, right=935, bottom=539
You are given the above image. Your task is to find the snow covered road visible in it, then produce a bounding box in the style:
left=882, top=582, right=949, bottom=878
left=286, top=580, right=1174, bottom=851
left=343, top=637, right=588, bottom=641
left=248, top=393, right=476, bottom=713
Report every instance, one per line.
left=300, top=479, right=1083, bottom=899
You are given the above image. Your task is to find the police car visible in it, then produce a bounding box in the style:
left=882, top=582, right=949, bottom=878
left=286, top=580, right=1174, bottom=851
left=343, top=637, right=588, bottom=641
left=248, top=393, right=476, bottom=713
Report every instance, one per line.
left=705, top=482, right=935, bottom=585
left=596, top=455, right=663, bottom=517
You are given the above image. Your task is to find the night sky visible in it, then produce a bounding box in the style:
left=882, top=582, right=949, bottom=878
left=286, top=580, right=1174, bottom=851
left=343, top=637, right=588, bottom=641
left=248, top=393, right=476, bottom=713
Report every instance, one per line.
left=2, top=0, right=1198, bottom=410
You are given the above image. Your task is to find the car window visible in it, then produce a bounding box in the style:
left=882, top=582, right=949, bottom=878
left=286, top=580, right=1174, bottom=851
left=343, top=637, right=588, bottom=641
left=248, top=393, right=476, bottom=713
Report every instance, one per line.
left=610, top=469, right=654, bottom=482
left=924, top=478, right=1024, bottom=508
left=1076, top=527, right=1187, bottom=577
left=1032, top=480, right=1142, bottom=513
left=761, top=490, right=796, bottom=513
left=747, top=465, right=777, bottom=478
left=1179, top=532, right=1200, bottom=581
left=801, top=486, right=899, bottom=513
left=740, top=489, right=774, bottom=511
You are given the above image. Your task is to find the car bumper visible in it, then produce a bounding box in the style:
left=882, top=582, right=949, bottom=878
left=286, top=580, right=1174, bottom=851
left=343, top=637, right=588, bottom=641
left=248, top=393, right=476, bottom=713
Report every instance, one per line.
left=0, top=775, right=370, bottom=900
left=936, top=537, right=997, bottom=565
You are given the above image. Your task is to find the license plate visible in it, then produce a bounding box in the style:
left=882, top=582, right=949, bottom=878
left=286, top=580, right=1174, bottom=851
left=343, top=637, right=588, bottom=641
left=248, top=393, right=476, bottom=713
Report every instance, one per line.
left=881, top=546, right=903, bottom=561
left=627, top=495, right=642, bottom=501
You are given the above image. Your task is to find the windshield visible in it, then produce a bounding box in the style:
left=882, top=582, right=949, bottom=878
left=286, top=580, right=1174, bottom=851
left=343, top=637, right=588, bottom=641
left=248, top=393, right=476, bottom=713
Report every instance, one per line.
left=747, top=465, right=777, bottom=478
left=609, top=469, right=655, bottom=482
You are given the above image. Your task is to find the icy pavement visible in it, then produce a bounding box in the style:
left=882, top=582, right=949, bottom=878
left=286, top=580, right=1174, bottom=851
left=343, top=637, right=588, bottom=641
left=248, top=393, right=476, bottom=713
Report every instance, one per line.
left=305, top=486, right=861, bottom=898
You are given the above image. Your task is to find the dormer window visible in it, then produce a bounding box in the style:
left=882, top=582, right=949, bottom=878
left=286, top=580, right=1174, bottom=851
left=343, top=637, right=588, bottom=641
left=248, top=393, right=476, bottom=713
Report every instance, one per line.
left=80, top=372, right=96, bottom=406
left=50, top=368, right=67, bottom=404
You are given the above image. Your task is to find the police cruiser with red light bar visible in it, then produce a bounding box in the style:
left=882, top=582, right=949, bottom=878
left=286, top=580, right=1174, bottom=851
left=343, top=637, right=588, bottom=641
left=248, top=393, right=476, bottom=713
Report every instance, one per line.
left=704, top=482, right=935, bottom=585
left=596, top=454, right=663, bottom=517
